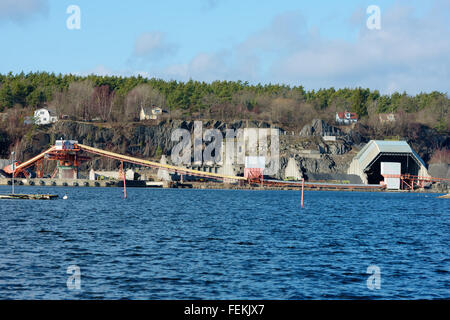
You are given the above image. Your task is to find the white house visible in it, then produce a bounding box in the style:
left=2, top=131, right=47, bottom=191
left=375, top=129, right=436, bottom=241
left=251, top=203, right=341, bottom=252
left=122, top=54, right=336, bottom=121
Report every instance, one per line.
left=139, top=106, right=164, bottom=121
left=34, top=108, right=58, bottom=125
left=140, top=107, right=157, bottom=121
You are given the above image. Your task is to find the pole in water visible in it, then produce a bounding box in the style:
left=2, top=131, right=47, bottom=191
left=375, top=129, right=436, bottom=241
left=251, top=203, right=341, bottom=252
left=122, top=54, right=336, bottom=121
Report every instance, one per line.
left=121, top=161, right=127, bottom=199
left=301, top=178, right=305, bottom=208
left=11, top=151, right=15, bottom=195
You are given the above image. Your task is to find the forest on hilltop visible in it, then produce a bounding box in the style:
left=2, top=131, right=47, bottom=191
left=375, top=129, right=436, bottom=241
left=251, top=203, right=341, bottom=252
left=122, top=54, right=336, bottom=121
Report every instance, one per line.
left=0, top=72, right=448, bottom=132
left=0, top=72, right=449, bottom=164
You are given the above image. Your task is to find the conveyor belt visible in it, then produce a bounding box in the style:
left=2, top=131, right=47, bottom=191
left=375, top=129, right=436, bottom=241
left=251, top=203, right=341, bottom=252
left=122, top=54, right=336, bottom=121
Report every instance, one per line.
left=77, top=144, right=246, bottom=181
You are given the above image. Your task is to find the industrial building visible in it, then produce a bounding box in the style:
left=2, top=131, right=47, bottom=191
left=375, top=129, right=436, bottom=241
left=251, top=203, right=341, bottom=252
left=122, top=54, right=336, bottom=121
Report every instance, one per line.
left=348, top=140, right=429, bottom=188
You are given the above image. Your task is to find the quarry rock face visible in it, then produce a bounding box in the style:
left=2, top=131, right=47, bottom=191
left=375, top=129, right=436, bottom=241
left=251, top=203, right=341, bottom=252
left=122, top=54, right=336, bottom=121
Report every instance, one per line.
left=322, top=141, right=352, bottom=155
left=14, top=119, right=352, bottom=175
left=299, top=119, right=342, bottom=137
left=5, top=119, right=447, bottom=179
left=429, top=163, right=450, bottom=180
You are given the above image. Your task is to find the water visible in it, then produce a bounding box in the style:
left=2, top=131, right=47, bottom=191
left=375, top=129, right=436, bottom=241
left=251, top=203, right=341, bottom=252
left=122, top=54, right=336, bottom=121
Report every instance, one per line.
left=0, top=186, right=449, bottom=300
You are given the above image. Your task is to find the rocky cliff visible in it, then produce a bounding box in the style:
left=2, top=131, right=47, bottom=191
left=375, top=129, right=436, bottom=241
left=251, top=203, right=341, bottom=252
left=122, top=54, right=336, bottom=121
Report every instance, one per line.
left=4, top=118, right=448, bottom=180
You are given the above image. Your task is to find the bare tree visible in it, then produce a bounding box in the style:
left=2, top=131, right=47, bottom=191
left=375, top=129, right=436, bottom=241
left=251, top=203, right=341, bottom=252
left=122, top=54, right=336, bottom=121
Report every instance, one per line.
left=69, top=81, right=95, bottom=120
left=125, top=84, right=165, bottom=121
left=91, top=85, right=114, bottom=121
left=51, top=80, right=94, bottom=120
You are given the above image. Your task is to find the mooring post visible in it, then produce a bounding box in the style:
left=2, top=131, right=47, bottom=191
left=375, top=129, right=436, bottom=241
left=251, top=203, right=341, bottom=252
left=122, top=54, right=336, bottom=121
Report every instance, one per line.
left=121, top=161, right=127, bottom=199
left=301, top=178, right=305, bottom=208
left=11, top=151, right=15, bottom=195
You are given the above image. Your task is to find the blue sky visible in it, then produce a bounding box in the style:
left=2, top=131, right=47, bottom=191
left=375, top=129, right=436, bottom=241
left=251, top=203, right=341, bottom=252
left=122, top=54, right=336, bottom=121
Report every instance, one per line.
left=0, top=0, right=448, bottom=94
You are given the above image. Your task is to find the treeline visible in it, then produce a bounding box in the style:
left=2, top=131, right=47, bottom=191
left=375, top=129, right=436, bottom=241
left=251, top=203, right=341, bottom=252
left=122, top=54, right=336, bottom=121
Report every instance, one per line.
left=0, top=71, right=448, bottom=132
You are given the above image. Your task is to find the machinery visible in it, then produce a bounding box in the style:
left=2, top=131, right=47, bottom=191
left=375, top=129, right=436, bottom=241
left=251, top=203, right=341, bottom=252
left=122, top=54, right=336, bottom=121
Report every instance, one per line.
left=11, top=140, right=89, bottom=179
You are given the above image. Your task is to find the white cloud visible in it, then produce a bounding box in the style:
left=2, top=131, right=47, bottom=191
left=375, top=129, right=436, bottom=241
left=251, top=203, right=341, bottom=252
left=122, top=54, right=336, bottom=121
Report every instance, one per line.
left=133, top=31, right=178, bottom=60
left=81, top=1, right=448, bottom=94
left=271, top=4, right=450, bottom=93
left=157, top=2, right=449, bottom=94
left=0, top=0, right=48, bottom=23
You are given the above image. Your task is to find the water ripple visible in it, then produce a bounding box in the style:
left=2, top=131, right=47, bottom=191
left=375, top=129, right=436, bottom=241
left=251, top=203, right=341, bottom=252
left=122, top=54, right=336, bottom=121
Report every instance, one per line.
left=0, top=186, right=449, bottom=299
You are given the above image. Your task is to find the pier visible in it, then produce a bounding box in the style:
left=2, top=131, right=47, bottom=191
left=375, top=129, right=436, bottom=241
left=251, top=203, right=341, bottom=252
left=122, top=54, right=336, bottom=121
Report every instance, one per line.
left=0, top=194, right=58, bottom=200
left=0, top=178, right=168, bottom=188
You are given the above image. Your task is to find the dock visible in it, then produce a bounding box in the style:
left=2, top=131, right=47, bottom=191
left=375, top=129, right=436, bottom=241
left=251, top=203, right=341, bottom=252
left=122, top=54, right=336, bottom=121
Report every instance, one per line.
left=0, top=194, right=58, bottom=200
left=0, top=178, right=169, bottom=188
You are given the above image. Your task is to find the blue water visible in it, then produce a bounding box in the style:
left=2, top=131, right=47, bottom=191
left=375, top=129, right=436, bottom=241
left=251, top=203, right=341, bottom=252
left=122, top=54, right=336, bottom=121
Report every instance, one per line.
left=0, top=186, right=449, bottom=300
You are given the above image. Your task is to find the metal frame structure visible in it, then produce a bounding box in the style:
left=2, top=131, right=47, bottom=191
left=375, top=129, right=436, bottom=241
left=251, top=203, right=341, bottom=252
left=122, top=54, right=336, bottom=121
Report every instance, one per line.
left=382, top=173, right=450, bottom=190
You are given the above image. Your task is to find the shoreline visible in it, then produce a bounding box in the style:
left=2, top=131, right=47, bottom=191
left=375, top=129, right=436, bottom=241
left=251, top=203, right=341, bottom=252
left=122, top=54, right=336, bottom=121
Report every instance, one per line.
left=0, top=178, right=445, bottom=193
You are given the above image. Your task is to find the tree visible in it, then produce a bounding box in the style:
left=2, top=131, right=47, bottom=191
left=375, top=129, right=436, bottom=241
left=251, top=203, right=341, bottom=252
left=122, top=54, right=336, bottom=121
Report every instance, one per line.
left=0, top=71, right=448, bottom=132
left=9, top=80, right=29, bottom=107
left=351, top=88, right=368, bottom=117
left=26, top=88, right=47, bottom=107
left=155, top=145, right=163, bottom=157
left=0, top=83, right=13, bottom=110
left=125, top=84, right=165, bottom=121
left=91, top=85, right=114, bottom=121
left=55, top=80, right=95, bottom=120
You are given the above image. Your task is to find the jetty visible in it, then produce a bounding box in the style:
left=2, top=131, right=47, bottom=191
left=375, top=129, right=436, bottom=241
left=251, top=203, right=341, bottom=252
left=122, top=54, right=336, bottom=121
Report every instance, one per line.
left=0, top=194, right=58, bottom=200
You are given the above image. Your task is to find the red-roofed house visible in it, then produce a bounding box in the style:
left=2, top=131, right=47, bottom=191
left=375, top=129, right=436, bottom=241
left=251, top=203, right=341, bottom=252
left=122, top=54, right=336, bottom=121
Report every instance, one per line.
left=336, top=111, right=358, bottom=125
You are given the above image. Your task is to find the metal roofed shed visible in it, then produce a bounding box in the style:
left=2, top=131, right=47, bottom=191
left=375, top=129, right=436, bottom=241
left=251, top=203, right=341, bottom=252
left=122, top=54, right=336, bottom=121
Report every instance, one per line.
left=348, top=140, right=429, bottom=185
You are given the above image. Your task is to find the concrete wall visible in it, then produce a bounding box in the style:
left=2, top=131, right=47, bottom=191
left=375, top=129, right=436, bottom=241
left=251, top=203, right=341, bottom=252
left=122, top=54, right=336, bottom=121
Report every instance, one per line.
left=347, top=158, right=367, bottom=184
left=89, top=169, right=135, bottom=181
left=0, top=178, right=110, bottom=187
left=157, top=155, right=171, bottom=181
left=284, top=158, right=302, bottom=180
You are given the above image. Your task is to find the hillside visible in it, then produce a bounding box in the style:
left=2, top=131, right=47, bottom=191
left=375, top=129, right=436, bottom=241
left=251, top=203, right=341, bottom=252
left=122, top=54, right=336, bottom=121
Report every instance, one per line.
left=0, top=73, right=448, bottom=179
left=0, top=118, right=448, bottom=181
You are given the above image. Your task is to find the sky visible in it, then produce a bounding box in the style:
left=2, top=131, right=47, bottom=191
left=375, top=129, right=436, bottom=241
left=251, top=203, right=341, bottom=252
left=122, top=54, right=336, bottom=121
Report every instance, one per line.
left=0, top=0, right=449, bottom=94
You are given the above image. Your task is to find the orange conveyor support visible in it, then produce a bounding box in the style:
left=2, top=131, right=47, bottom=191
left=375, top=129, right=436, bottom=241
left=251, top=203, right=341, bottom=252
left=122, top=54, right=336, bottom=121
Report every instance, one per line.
left=13, top=146, right=57, bottom=176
